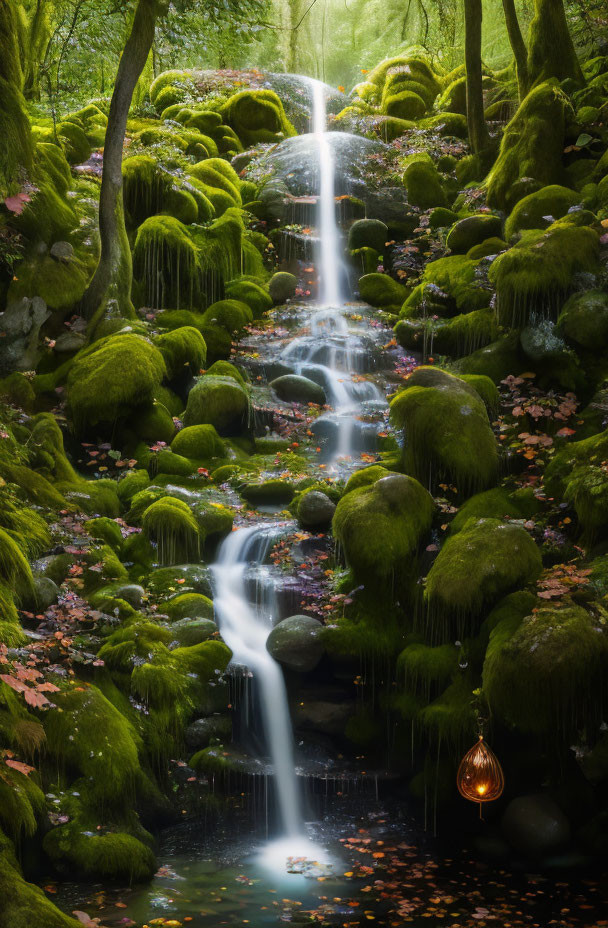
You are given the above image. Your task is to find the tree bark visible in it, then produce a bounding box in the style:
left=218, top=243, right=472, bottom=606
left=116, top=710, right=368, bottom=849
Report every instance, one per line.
left=464, top=0, right=490, bottom=154
left=527, top=0, right=584, bottom=86
left=80, top=0, right=164, bottom=321
left=501, top=0, right=529, bottom=100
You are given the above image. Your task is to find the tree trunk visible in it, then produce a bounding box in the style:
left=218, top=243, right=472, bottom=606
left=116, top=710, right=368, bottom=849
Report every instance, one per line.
left=502, top=0, right=529, bottom=100
left=464, top=0, right=490, bottom=154
left=527, top=0, right=584, bottom=86
left=80, top=0, right=163, bottom=322
left=22, top=0, right=53, bottom=101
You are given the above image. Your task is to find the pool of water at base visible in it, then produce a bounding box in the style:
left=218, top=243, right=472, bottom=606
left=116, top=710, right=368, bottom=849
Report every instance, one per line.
left=52, top=795, right=608, bottom=928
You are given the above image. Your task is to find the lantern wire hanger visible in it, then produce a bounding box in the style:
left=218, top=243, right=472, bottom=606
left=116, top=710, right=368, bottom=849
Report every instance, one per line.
left=457, top=717, right=505, bottom=819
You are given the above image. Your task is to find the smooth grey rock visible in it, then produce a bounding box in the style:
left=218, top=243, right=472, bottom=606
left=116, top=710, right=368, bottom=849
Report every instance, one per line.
left=185, top=714, right=232, bottom=750
left=298, top=490, right=336, bottom=529
left=0, top=296, right=50, bottom=373
left=267, top=614, right=324, bottom=672
left=171, top=618, right=218, bottom=647
left=502, top=794, right=571, bottom=857
left=270, top=374, right=326, bottom=406
left=54, top=331, right=87, bottom=353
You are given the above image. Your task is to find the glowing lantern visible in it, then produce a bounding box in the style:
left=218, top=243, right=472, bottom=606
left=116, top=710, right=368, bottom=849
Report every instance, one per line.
left=457, top=736, right=504, bottom=817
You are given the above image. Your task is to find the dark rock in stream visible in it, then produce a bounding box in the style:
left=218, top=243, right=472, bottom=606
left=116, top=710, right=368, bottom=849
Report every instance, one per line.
left=185, top=714, right=232, bottom=750
left=267, top=614, right=325, bottom=671
left=501, top=794, right=571, bottom=857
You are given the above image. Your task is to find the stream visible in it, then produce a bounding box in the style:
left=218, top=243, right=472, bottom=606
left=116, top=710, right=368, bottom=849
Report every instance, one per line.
left=52, top=78, right=608, bottom=928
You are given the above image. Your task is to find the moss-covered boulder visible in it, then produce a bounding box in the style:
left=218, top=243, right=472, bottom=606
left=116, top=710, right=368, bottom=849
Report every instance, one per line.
left=556, top=289, right=608, bottom=352
left=183, top=374, right=250, bottom=434
left=402, top=152, right=447, bottom=209
left=266, top=614, right=325, bottom=672
left=268, top=271, right=297, bottom=303
left=155, top=326, right=206, bottom=378
left=504, top=185, right=581, bottom=239
left=348, top=218, right=388, bottom=252
left=270, top=374, right=326, bottom=406
left=165, top=591, right=214, bottom=621
left=297, top=489, right=336, bottom=529
left=0, top=831, right=79, bottom=928
left=486, top=82, right=571, bottom=211
left=389, top=367, right=498, bottom=495
left=333, top=474, right=434, bottom=585
left=142, top=497, right=200, bottom=565
left=225, top=278, right=272, bottom=316
left=483, top=602, right=608, bottom=737
left=132, top=215, right=202, bottom=310
left=446, top=214, right=502, bottom=253
left=426, top=517, right=542, bottom=630
left=43, top=816, right=156, bottom=883
left=66, top=333, right=166, bottom=433
left=220, top=89, right=296, bottom=146
left=201, top=299, right=252, bottom=333
left=359, top=272, right=409, bottom=309
left=171, top=423, right=225, bottom=459
left=489, top=220, right=599, bottom=327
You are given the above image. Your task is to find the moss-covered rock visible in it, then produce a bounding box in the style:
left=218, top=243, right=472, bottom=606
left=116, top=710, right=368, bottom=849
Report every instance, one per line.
left=492, top=220, right=599, bottom=327
left=446, top=214, right=502, bottom=253
left=333, top=474, right=434, bottom=585
left=556, top=289, right=608, bottom=352
left=183, top=374, right=250, bottom=434
left=486, top=82, right=571, bottom=211
left=268, top=271, right=297, bottom=304
left=426, top=517, right=542, bottom=633
left=390, top=367, right=498, bottom=495
left=348, top=218, right=388, bottom=253
left=225, top=279, right=272, bottom=316
left=142, top=497, right=200, bottom=565
left=504, top=185, right=581, bottom=238
left=402, top=152, right=447, bottom=209
left=133, top=215, right=202, bottom=310
left=171, top=424, right=225, bottom=459
left=0, top=831, right=79, bottom=928
left=67, top=333, right=166, bottom=433
left=201, top=299, right=253, bottom=333
left=359, top=272, right=409, bottom=309
left=483, top=602, right=608, bottom=738
left=266, top=614, right=324, bottom=672
left=220, top=89, right=296, bottom=146
left=155, top=326, right=207, bottom=379
left=270, top=374, right=326, bottom=406
left=58, top=120, right=91, bottom=164
left=165, top=591, right=214, bottom=621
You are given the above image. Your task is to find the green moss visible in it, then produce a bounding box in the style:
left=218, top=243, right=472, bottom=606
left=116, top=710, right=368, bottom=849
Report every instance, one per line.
left=134, top=401, right=176, bottom=444
left=343, top=464, right=398, bottom=494
left=142, top=497, right=200, bottom=565
left=189, top=157, right=242, bottom=204
left=205, top=360, right=246, bottom=385
left=486, top=82, right=570, bottom=211
left=504, top=185, right=581, bottom=238
left=0, top=526, right=32, bottom=601
left=446, top=214, right=502, bottom=253
left=419, top=255, right=492, bottom=313
left=225, top=279, right=272, bottom=316
left=0, top=832, right=79, bottom=928
left=171, top=424, right=225, bottom=459
left=459, top=373, right=500, bottom=415
left=562, top=462, right=608, bottom=541
left=43, top=818, right=156, bottom=884
left=429, top=207, right=459, bottom=229
left=9, top=252, right=88, bottom=312
left=57, top=120, right=91, bottom=164
left=155, top=325, right=207, bottom=379
left=333, top=473, right=434, bottom=585
left=466, top=237, right=507, bottom=260
left=402, top=152, right=447, bottom=209
left=201, top=299, right=253, bottom=333
left=456, top=331, right=524, bottom=384
left=241, top=478, right=295, bottom=505
left=483, top=602, right=608, bottom=738
left=0, top=499, right=50, bottom=559
left=398, top=642, right=459, bottom=689
left=67, top=333, right=166, bottom=433
left=98, top=619, right=172, bottom=671
left=44, top=682, right=141, bottom=810
left=489, top=221, right=600, bottom=326
left=133, top=215, right=202, bottom=309
left=398, top=307, right=500, bottom=359
left=389, top=367, right=498, bottom=495
left=116, top=470, right=150, bottom=506
left=418, top=676, right=476, bottom=746
left=220, top=89, right=296, bottom=146
left=83, top=544, right=127, bottom=593
left=358, top=273, right=409, bottom=309
left=426, top=518, right=542, bottom=629
left=268, top=272, right=297, bottom=303
left=449, top=487, right=537, bottom=534
left=154, top=84, right=185, bottom=113
left=166, top=592, right=214, bottom=621
left=84, top=516, right=123, bottom=551
left=556, top=289, right=608, bottom=351
left=183, top=374, right=250, bottom=434
left=384, top=89, right=426, bottom=120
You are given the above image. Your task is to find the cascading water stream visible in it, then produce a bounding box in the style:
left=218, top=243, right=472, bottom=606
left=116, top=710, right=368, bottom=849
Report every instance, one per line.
left=311, top=79, right=343, bottom=306
left=211, top=522, right=304, bottom=840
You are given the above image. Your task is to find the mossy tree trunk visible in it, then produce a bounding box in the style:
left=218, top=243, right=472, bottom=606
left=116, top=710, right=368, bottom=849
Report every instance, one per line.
left=80, top=0, right=167, bottom=322
left=501, top=0, right=529, bottom=100
left=463, top=0, right=490, bottom=155
left=0, top=0, right=33, bottom=199
left=527, top=0, right=584, bottom=86
left=22, top=0, right=54, bottom=100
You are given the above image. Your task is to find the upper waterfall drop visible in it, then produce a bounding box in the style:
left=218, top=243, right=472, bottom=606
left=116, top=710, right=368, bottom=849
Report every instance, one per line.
left=310, top=79, right=345, bottom=306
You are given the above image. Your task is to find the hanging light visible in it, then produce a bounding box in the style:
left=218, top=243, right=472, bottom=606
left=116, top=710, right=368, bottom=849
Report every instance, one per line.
left=457, top=736, right=504, bottom=818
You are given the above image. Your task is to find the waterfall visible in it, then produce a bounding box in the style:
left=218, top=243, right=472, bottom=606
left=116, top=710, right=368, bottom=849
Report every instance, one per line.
left=311, top=79, right=343, bottom=306
left=212, top=522, right=304, bottom=839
